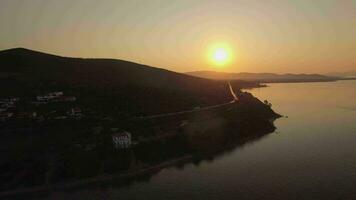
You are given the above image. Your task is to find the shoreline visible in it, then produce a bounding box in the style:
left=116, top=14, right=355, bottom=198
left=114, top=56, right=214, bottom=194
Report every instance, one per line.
left=0, top=155, right=193, bottom=198
left=0, top=118, right=278, bottom=198
left=241, top=78, right=356, bottom=90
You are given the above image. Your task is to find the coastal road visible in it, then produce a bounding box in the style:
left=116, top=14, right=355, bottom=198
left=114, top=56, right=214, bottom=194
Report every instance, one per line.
left=140, top=82, right=238, bottom=119
left=229, top=81, right=239, bottom=101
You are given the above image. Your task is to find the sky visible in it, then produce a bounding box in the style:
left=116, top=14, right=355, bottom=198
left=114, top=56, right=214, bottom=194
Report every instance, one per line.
left=1, top=0, right=356, bottom=73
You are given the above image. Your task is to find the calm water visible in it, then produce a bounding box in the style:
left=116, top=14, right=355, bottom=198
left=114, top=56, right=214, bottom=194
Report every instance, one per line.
left=47, top=81, right=356, bottom=200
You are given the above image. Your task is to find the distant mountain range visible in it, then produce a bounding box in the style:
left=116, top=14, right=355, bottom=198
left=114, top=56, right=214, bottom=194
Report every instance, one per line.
left=186, top=71, right=342, bottom=83
left=325, top=70, right=356, bottom=78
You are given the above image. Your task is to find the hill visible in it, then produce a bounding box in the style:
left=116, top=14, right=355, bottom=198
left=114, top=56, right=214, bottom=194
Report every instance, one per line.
left=186, top=71, right=340, bottom=83
left=0, top=48, right=280, bottom=194
left=0, top=48, right=238, bottom=116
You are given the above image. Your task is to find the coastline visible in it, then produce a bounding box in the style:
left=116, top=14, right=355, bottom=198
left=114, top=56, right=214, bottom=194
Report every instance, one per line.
left=240, top=78, right=356, bottom=90
left=0, top=124, right=275, bottom=198
left=0, top=111, right=279, bottom=198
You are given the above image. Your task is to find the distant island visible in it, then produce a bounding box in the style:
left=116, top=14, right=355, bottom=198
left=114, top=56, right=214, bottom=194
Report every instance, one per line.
left=325, top=70, right=356, bottom=78
left=186, top=70, right=355, bottom=83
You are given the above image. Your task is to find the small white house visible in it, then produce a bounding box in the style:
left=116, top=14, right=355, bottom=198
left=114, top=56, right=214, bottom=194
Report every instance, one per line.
left=37, top=91, right=64, bottom=101
left=67, top=107, right=82, bottom=118
left=112, top=131, right=132, bottom=149
left=194, top=106, right=201, bottom=110
left=36, top=95, right=51, bottom=101
left=47, top=91, right=64, bottom=99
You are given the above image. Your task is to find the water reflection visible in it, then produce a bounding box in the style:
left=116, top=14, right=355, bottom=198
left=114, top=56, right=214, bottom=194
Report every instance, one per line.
left=20, top=116, right=276, bottom=199
left=43, top=81, right=356, bottom=200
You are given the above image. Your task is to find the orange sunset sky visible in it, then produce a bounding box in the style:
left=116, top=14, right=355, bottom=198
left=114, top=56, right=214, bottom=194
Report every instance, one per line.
left=1, top=0, right=356, bottom=73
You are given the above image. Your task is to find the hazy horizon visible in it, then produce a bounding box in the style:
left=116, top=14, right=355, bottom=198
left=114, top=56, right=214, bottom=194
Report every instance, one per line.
left=1, top=0, right=356, bottom=74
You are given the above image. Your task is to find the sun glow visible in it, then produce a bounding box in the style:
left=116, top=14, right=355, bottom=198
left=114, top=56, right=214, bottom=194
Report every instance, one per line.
left=208, top=43, right=233, bottom=67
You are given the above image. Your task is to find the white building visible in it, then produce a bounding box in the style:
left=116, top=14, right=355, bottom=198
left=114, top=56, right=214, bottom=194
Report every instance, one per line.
left=36, top=95, right=51, bottom=101
left=67, top=107, right=82, bottom=119
left=49, top=91, right=64, bottom=97
left=112, top=131, right=132, bottom=149
left=37, top=91, right=64, bottom=101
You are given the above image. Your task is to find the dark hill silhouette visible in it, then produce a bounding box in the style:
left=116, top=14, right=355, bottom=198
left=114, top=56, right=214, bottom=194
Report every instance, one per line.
left=0, top=48, right=220, bottom=90
left=0, top=48, right=281, bottom=195
left=0, top=48, right=234, bottom=115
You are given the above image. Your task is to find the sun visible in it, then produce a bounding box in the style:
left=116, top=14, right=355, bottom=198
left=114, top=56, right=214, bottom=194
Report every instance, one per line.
left=213, top=48, right=228, bottom=64
left=208, top=43, right=232, bottom=67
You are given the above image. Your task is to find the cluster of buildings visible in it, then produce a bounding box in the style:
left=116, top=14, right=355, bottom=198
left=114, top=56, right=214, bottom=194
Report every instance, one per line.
left=0, top=97, right=19, bottom=121
left=111, top=128, right=132, bottom=149
left=0, top=91, right=82, bottom=122
left=51, top=107, right=83, bottom=120
left=1, top=92, right=134, bottom=150
left=34, top=91, right=76, bottom=105
left=71, top=129, right=133, bottom=152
